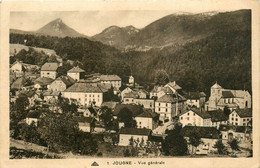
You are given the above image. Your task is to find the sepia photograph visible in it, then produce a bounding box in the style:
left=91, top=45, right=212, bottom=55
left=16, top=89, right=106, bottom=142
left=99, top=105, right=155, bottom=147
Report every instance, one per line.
left=0, top=0, right=259, bottom=168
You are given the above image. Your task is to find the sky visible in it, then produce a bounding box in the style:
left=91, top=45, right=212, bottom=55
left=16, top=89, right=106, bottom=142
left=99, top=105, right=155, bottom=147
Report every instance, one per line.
left=10, top=10, right=229, bottom=36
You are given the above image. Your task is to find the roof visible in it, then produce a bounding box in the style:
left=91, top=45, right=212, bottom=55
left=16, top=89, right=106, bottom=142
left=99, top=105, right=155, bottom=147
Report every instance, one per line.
left=11, top=61, right=26, bottom=71
left=124, top=91, right=139, bottom=98
left=181, top=126, right=220, bottom=139
left=113, top=104, right=143, bottom=117
left=34, top=77, right=54, bottom=86
left=43, top=91, right=60, bottom=96
left=119, top=128, right=151, bottom=136
left=41, top=62, right=59, bottom=71
left=19, top=90, right=36, bottom=98
left=63, top=83, right=102, bottom=93
left=156, top=94, right=185, bottom=103
left=74, top=116, right=94, bottom=123
left=67, top=66, right=85, bottom=73
left=165, top=81, right=182, bottom=90
left=136, top=110, right=159, bottom=118
left=150, top=86, right=173, bottom=94
left=55, top=76, right=75, bottom=86
left=222, top=91, right=234, bottom=98
left=211, top=82, right=222, bottom=89
left=11, top=77, right=26, bottom=89
left=26, top=111, right=41, bottom=118
left=208, top=109, right=229, bottom=122
left=100, top=75, right=121, bottom=81
left=98, top=83, right=112, bottom=92
left=183, top=92, right=206, bottom=99
left=101, top=101, right=119, bottom=109
left=219, top=125, right=251, bottom=133
left=226, top=89, right=250, bottom=98
left=180, top=107, right=211, bottom=119
left=233, top=108, right=252, bottom=118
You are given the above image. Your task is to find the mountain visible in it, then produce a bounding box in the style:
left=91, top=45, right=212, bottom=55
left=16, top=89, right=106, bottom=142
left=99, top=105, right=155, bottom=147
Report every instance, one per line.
left=91, top=25, right=139, bottom=49
left=10, top=18, right=87, bottom=38
left=93, top=10, right=251, bottom=51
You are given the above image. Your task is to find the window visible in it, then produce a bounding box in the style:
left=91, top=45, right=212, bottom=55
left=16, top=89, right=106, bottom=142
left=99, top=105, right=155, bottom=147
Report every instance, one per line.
left=187, top=117, right=189, bottom=120
left=243, top=119, right=246, bottom=122
left=159, top=103, right=161, bottom=106
left=181, top=117, right=183, bottom=120
left=235, top=118, right=238, bottom=121
left=243, top=123, right=246, bottom=126
left=193, top=113, right=196, bottom=116
left=235, top=123, right=238, bottom=125
left=232, top=113, right=234, bottom=116
left=187, top=113, right=189, bottom=116
left=166, top=103, right=168, bottom=107
left=126, top=99, right=129, bottom=102
left=139, top=122, right=141, bottom=124
left=98, top=95, right=100, bottom=97
left=158, top=108, right=160, bottom=111
left=166, top=109, right=167, bottom=112
left=89, top=95, right=91, bottom=97
left=47, top=72, right=50, bottom=75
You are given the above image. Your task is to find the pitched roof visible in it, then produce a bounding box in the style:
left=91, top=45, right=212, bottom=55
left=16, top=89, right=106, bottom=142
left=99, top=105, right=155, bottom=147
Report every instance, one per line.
left=101, top=101, right=119, bottom=109
left=55, top=76, right=75, bottom=86
left=180, top=107, right=211, bottom=119
left=67, top=66, right=85, bottom=73
left=19, top=90, right=36, bottom=98
left=211, top=82, right=222, bottom=89
left=74, top=116, right=94, bottom=123
left=181, top=126, right=220, bottom=139
left=136, top=110, right=159, bottom=118
left=26, top=110, right=41, bottom=118
left=227, top=89, right=250, bottom=98
left=219, top=124, right=251, bottom=133
left=156, top=94, right=185, bottom=103
left=124, top=91, right=139, bottom=98
left=165, top=81, right=182, bottom=90
left=208, top=109, right=229, bottom=122
left=113, top=104, right=143, bottom=117
left=98, top=83, right=112, bottom=92
left=34, top=77, right=54, bottom=86
left=100, top=75, right=121, bottom=81
left=183, top=92, right=206, bottom=99
left=233, top=108, right=252, bottom=118
left=63, top=82, right=102, bottom=93
left=222, top=91, right=234, bottom=98
left=119, top=128, right=151, bottom=136
left=41, top=62, right=59, bottom=71
left=11, top=77, right=26, bottom=89
left=151, top=86, right=173, bottom=94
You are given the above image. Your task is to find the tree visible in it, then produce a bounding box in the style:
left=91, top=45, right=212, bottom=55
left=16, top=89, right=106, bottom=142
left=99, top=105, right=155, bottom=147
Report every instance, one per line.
left=117, top=107, right=136, bottom=128
left=228, top=139, right=239, bottom=152
left=38, top=112, right=79, bottom=152
left=57, top=97, right=78, bottom=114
left=124, top=148, right=131, bottom=157
left=188, top=132, right=202, bottom=155
left=19, top=122, right=45, bottom=145
left=154, top=69, right=169, bottom=86
left=213, top=139, right=227, bottom=155
left=99, top=106, right=114, bottom=131
left=162, top=124, right=188, bottom=156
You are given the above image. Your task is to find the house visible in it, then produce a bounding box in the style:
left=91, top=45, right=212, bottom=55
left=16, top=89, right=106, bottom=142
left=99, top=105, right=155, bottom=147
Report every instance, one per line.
left=122, top=92, right=139, bottom=104
left=181, top=126, right=220, bottom=155
left=183, top=92, right=206, bottom=108
left=43, top=91, right=60, bottom=101
left=219, top=125, right=252, bottom=142
left=78, top=106, right=97, bottom=117
left=11, top=77, right=27, bottom=90
left=34, top=77, right=54, bottom=90
left=62, top=82, right=103, bottom=107
left=74, top=116, right=95, bottom=132
left=113, top=104, right=143, bottom=119
left=208, top=109, right=229, bottom=128
left=10, top=61, right=26, bottom=75
left=133, top=98, right=155, bottom=110
left=164, top=81, right=182, bottom=93
left=18, top=90, right=41, bottom=107
left=101, top=101, right=119, bottom=110
left=26, top=110, right=42, bottom=126
left=155, top=94, right=186, bottom=122
left=118, top=128, right=151, bottom=146
left=100, top=75, right=122, bottom=89
left=229, top=108, right=252, bottom=126
left=40, top=62, right=59, bottom=79
left=67, top=66, right=85, bottom=81
left=179, top=108, right=212, bottom=127
left=205, top=82, right=251, bottom=111
left=150, top=86, right=173, bottom=99
left=136, top=89, right=148, bottom=99
left=121, top=87, right=133, bottom=100
left=49, top=75, right=75, bottom=92
left=135, top=110, right=159, bottom=129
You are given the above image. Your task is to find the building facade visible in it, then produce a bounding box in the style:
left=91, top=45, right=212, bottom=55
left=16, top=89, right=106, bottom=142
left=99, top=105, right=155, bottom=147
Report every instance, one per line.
left=40, top=62, right=59, bottom=79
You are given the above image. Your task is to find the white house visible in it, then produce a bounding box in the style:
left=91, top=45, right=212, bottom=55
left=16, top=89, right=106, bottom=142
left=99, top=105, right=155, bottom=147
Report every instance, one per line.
left=179, top=108, right=212, bottom=127
left=62, top=83, right=103, bottom=107
left=67, top=66, right=85, bottom=81
left=49, top=75, right=75, bottom=92
left=26, top=111, right=42, bottom=126
left=208, top=109, right=229, bottom=129
left=34, top=77, right=54, bottom=90
left=100, top=75, right=122, bottom=89
left=118, top=128, right=151, bottom=146
left=135, top=110, right=159, bottom=130
left=183, top=92, right=206, bottom=108
left=155, top=94, right=186, bottom=122
left=10, top=61, right=26, bottom=74
left=181, top=126, right=220, bottom=155
left=133, top=98, right=155, bottom=110
left=229, top=108, right=252, bottom=126
left=74, top=116, right=95, bottom=132
left=121, top=87, right=133, bottom=100
left=40, top=62, right=59, bottom=79
left=219, top=125, right=252, bottom=143
left=205, top=82, right=251, bottom=111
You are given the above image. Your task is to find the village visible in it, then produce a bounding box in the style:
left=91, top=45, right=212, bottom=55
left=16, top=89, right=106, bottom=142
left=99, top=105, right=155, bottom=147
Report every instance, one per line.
left=10, top=59, right=253, bottom=158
